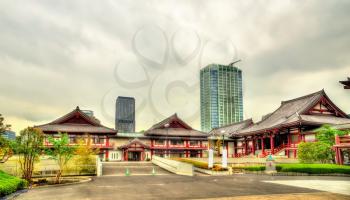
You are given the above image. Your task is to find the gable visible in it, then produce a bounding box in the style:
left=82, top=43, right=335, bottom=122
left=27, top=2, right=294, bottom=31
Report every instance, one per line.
left=60, top=113, right=94, bottom=125
left=149, top=114, right=193, bottom=131
left=166, top=120, right=191, bottom=129
left=306, top=95, right=348, bottom=118
left=49, top=107, right=100, bottom=126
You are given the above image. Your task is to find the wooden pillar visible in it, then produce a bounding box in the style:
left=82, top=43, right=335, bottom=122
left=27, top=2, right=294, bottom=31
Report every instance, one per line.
left=226, top=142, right=229, bottom=158
left=186, top=150, right=189, bottom=158
left=234, top=140, right=237, bottom=157
left=335, top=148, right=339, bottom=164
left=261, top=137, right=265, bottom=154
left=106, top=136, right=110, bottom=147
left=244, top=138, right=248, bottom=155
left=287, top=134, right=291, bottom=146
left=105, top=150, right=109, bottom=160
left=252, top=137, right=256, bottom=156
left=270, top=134, right=274, bottom=154
left=293, top=149, right=297, bottom=158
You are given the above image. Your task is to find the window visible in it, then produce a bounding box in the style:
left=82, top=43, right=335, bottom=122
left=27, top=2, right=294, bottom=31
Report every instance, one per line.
left=305, top=134, right=316, bottom=142
left=69, top=137, right=77, bottom=144
left=189, top=140, right=199, bottom=146
left=155, top=139, right=165, bottom=145
left=170, top=140, right=184, bottom=146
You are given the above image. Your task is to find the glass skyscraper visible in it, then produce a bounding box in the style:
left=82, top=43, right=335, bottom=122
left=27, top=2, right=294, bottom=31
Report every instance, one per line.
left=200, top=63, right=243, bottom=132
left=115, top=96, right=135, bottom=132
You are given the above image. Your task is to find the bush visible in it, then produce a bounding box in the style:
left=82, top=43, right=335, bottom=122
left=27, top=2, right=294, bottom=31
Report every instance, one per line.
left=298, top=142, right=333, bottom=163
left=0, top=170, right=27, bottom=197
left=276, top=164, right=350, bottom=174
left=232, top=166, right=266, bottom=171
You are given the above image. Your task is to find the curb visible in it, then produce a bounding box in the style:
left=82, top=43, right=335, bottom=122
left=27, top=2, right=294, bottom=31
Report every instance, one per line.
left=30, top=177, right=92, bottom=189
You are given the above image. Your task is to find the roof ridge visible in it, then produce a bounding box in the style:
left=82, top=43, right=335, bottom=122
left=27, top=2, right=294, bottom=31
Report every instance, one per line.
left=281, top=89, right=324, bottom=104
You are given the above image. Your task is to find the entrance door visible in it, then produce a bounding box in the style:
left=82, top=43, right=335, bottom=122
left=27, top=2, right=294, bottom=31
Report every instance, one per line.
left=128, top=152, right=141, bottom=161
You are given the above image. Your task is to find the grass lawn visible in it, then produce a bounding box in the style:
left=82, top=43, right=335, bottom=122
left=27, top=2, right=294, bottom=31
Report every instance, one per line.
left=0, top=170, right=27, bottom=197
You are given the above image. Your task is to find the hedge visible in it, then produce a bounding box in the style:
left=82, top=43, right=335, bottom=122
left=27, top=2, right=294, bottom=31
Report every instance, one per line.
left=276, top=164, right=350, bottom=174
left=0, top=171, right=27, bottom=197
left=233, top=166, right=266, bottom=171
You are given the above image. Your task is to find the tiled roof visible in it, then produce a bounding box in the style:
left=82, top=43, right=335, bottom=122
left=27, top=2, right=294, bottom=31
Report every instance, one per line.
left=332, top=123, right=350, bottom=130
left=145, top=128, right=208, bottom=137
left=237, top=90, right=349, bottom=135
left=209, top=119, right=253, bottom=137
left=36, top=106, right=116, bottom=135
left=144, top=114, right=208, bottom=137
left=37, top=124, right=116, bottom=134
left=118, top=138, right=150, bottom=149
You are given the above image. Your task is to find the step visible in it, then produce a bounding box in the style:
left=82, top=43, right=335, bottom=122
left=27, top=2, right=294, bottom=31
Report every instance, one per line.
left=102, top=161, right=154, bottom=166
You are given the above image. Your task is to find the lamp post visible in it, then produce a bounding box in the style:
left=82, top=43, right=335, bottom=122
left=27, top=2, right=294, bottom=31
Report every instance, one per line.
left=164, top=123, right=170, bottom=158
left=220, top=130, right=225, bottom=155
left=220, top=130, right=227, bottom=168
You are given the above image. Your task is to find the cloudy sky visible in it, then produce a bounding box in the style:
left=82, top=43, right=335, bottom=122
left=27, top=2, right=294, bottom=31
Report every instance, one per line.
left=0, top=0, right=349, bottom=134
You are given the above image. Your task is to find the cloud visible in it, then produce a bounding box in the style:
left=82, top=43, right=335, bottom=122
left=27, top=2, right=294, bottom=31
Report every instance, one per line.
left=0, top=0, right=349, bottom=134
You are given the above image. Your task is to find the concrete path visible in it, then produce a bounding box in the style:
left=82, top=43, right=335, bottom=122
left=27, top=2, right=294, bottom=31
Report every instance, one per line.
left=263, top=180, right=350, bottom=196
left=102, top=161, right=171, bottom=176
left=14, top=175, right=350, bottom=200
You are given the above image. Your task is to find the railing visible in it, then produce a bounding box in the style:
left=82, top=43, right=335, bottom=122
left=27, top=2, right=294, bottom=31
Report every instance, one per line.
left=335, top=135, right=350, bottom=145
left=151, top=145, right=208, bottom=150
left=44, top=143, right=113, bottom=148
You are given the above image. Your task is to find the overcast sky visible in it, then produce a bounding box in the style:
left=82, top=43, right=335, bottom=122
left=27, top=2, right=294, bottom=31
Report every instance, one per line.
left=0, top=0, right=349, bottom=134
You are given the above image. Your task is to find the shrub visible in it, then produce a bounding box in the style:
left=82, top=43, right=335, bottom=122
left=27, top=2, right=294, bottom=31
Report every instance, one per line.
left=0, top=170, right=27, bottom=197
left=232, top=166, right=266, bottom=171
left=276, top=164, right=350, bottom=174
left=298, top=142, right=333, bottom=163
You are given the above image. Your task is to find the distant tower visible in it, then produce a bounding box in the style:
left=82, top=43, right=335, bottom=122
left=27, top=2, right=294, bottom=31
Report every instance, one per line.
left=200, top=62, right=243, bottom=132
left=115, top=97, right=135, bottom=132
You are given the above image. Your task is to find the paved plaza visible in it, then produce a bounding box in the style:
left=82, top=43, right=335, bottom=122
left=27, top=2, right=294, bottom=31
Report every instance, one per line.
left=14, top=175, right=350, bottom=200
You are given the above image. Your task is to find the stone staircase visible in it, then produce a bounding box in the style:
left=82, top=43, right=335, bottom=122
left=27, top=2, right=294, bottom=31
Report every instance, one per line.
left=101, top=162, right=171, bottom=176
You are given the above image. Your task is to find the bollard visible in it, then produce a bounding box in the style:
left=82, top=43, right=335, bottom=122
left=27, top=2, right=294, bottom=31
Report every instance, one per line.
left=152, top=167, right=156, bottom=175
left=125, top=168, right=130, bottom=176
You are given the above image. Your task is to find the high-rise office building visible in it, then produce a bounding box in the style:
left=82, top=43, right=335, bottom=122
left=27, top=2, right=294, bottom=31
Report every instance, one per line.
left=200, top=63, right=243, bottom=132
left=1, top=130, right=16, bottom=140
left=115, top=96, right=135, bottom=132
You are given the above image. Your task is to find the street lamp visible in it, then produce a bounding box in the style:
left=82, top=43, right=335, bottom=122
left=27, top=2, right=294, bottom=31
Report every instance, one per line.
left=220, top=130, right=227, bottom=168
left=164, top=123, right=170, bottom=158
left=220, top=130, right=225, bottom=154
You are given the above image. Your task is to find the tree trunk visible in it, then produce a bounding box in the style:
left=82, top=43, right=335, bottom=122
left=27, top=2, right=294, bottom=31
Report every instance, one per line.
left=55, top=170, right=62, bottom=184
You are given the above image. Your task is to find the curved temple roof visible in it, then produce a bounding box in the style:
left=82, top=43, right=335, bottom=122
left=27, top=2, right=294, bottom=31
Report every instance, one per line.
left=235, top=90, right=350, bottom=136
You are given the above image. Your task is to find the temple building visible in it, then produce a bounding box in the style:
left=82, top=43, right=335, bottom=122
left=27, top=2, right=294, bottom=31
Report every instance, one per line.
left=215, top=90, right=350, bottom=158
left=208, top=119, right=253, bottom=157
left=144, top=114, right=208, bottom=158
left=109, top=114, right=208, bottom=161
left=36, top=106, right=117, bottom=161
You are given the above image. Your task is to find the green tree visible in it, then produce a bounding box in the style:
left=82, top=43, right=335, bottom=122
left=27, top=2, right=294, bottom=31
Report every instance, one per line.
left=75, top=134, right=99, bottom=174
left=298, top=125, right=348, bottom=164
left=315, top=124, right=347, bottom=145
left=0, top=114, right=13, bottom=162
left=17, top=127, right=44, bottom=182
left=46, top=133, right=76, bottom=184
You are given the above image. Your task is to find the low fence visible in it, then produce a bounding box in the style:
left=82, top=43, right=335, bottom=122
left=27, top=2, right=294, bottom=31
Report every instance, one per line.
left=152, top=156, right=193, bottom=176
